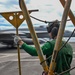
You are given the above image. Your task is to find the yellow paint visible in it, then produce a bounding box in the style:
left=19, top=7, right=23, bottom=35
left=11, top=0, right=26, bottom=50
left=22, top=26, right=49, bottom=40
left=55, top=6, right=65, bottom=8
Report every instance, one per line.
left=0, top=10, right=38, bottom=28
left=19, top=0, right=48, bottom=72
left=1, top=11, right=24, bottom=28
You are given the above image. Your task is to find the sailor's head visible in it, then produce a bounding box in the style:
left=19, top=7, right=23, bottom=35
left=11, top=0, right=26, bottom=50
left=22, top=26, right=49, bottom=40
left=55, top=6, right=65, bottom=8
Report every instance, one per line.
left=47, top=20, right=60, bottom=39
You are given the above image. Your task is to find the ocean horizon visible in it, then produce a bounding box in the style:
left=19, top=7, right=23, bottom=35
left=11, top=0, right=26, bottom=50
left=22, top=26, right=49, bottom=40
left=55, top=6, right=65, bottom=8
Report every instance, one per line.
left=0, top=23, right=75, bottom=31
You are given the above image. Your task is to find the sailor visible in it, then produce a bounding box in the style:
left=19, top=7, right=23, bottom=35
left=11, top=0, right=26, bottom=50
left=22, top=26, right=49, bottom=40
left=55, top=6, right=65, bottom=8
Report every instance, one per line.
left=14, top=20, right=73, bottom=75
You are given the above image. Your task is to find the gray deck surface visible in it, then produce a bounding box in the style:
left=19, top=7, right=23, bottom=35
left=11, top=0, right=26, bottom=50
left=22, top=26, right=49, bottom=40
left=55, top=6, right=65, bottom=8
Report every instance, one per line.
left=0, top=43, right=75, bottom=75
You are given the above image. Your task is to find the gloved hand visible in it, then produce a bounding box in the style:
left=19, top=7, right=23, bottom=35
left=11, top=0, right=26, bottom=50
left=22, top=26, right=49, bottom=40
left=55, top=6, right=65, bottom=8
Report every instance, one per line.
left=14, top=35, right=22, bottom=45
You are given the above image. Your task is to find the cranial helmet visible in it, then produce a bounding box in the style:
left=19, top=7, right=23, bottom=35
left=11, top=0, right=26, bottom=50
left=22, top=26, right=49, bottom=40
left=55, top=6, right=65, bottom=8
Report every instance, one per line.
left=47, top=20, right=60, bottom=33
left=47, top=20, right=60, bottom=39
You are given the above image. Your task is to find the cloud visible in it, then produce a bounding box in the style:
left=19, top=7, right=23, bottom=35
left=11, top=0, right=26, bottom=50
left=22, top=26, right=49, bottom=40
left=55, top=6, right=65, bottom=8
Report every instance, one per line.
left=0, top=0, right=75, bottom=30
left=0, top=0, right=8, bottom=3
left=0, top=0, right=19, bottom=12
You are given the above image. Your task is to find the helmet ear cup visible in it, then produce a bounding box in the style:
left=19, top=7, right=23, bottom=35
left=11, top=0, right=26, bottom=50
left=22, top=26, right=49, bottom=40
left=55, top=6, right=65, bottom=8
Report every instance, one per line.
left=51, top=27, right=58, bottom=39
left=46, top=20, right=60, bottom=33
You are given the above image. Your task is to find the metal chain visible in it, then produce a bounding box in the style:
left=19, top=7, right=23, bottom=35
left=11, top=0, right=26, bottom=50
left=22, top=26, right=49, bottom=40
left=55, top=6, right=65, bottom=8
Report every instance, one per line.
left=31, top=14, right=75, bottom=74
left=60, top=29, right=75, bottom=50
left=55, top=66, right=75, bottom=75
left=30, top=15, right=71, bottom=24
left=30, top=14, right=75, bottom=75
left=54, top=29, right=75, bottom=75
left=40, top=29, right=75, bottom=65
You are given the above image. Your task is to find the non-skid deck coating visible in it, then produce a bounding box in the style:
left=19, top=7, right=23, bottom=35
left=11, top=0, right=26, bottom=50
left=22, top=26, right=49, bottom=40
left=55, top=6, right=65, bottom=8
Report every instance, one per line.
left=0, top=43, right=75, bottom=75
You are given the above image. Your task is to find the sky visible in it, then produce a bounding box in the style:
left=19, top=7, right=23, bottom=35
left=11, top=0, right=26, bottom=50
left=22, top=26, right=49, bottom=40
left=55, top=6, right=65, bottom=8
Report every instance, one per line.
left=0, top=0, right=75, bottom=30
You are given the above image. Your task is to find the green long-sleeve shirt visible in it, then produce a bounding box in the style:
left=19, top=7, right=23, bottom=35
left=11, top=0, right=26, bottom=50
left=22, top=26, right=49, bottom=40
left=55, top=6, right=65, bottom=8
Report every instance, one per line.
left=21, top=39, right=73, bottom=75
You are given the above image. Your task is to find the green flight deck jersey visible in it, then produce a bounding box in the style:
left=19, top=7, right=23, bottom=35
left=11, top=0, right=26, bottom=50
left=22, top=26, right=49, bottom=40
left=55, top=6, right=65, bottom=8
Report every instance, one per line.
left=21, top=39, right=73, bottom=75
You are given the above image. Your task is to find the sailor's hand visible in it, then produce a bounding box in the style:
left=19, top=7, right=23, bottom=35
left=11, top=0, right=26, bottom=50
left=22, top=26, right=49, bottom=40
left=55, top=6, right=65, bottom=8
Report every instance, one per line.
left=14, top=35, right=22, bottom=45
